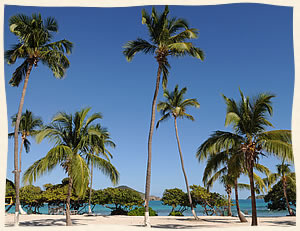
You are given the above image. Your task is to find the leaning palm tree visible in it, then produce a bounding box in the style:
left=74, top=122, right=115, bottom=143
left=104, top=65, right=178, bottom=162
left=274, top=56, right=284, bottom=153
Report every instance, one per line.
left=84, top=124, right=116, bottom=214
left=5, top=13, right=72, bottom=224
left=8, top=110, right=43, bottom=174
left=22, top=108, right=119, bottom=226
left=196, top=89, right=293, bottom=226
left=156, top=85, right=200, bottom=220
left=264, top=159, right=295, bottom=216
left=203, top=150, right=269, bottom=221
left=123, top=6, right=204, bottom=227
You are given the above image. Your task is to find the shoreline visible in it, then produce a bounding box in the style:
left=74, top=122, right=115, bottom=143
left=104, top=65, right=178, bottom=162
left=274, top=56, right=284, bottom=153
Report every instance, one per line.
left=5, top=214, right=296, bottom=228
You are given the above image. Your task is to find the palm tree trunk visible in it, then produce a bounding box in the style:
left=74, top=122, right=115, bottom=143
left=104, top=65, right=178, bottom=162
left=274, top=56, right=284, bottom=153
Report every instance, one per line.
left=66, top=176, right=73, bottom=226
left=282, top=177, right=294, bottom=216
left=13, top=62, right=33, bottom=226
left=174, top=117, right=199, bottom=220
left=249, top=166, right=258, bottom=226
left=88, top=160, right=94, bottom=214
left=227, top=188, right=232, bottom=216
left=19, top=137, right=25, bottom=173
left=144, top=64, right=162, bottom=227
left=234, top=179, right=248, bottom=222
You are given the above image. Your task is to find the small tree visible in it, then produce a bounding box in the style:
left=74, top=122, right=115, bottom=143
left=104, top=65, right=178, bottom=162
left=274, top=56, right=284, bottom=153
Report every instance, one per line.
left=161, top=188, right=190, bottom=215
left=264, top=173, right=296, bottom=214
left=190, top=185, right=227, bottom=216
left=42, top=178, right=88, bottom=212
left=20, top=185, right=45, bottom=214
left=92, top=188, right=144, bottom=215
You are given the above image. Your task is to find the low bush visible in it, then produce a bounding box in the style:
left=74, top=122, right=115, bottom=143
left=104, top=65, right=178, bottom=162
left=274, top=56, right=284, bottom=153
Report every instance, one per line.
left=128, top=207, right=158, bottom=216
left=169, top=211, right=184, bottom=216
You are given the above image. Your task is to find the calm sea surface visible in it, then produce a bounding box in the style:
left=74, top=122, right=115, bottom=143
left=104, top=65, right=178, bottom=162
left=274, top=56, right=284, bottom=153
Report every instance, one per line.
left=6, top=199, right=295, bottom=217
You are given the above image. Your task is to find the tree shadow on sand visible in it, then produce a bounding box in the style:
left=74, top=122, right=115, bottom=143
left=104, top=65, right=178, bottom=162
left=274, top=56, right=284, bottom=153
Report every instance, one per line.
left=5, top=218, right=88, bottom=227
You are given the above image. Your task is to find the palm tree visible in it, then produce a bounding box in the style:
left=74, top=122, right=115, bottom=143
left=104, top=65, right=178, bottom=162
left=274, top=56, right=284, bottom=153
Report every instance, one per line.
left=123, top=7, right=204, bottom=226
left=264, top=159, right=295, bottom=216
left=156, top=85, right=200, bottom=220
left=22, top=108, right=119, bottom=226
left=84, top=124, right=116, bottom=214
left=8, top=110, right=43, bottom=174
left=202, top=149, right=269, bottom=221
left=196, top=89, right=293, bottom=226
left=5, top=13, right=73, bottom=224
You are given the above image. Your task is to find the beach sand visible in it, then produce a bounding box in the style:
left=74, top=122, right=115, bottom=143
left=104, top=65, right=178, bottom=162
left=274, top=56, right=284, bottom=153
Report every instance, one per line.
left=4, top=214, right=296, bottom=230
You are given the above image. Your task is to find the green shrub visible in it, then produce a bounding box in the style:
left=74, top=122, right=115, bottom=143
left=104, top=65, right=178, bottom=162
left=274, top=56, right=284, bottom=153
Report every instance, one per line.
left=111, top=207, right=128, bottom=215
left=169, top=211, right=184, bottom=216
left=128, top=207, right=158, bottom=216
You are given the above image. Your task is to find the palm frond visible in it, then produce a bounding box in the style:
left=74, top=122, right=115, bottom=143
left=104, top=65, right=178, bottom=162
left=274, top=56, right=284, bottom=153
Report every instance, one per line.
left=123, top=38, right=156, bottom=62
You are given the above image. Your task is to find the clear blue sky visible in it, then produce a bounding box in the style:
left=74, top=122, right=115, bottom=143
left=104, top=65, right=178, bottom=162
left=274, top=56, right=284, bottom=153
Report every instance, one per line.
left=4, top=3, right=294, bottom=199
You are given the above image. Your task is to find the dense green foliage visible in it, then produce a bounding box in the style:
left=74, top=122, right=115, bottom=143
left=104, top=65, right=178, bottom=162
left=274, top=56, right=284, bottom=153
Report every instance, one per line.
left=161, top=188, right=190, bottom=215
left=6, top=179, right=16, bottom=199
left=161, top=186, right=227, bottom=216
left=190, top=185, right=227, bottom=216
left=264, top=174, right=296, bottom=212
left=128, top=207, right=158, bottom=216
left=42, top=178, right=88, bottom=211
left=19, top=185, right=44, bottom=214
left=91, top=187, right=144, bottom=215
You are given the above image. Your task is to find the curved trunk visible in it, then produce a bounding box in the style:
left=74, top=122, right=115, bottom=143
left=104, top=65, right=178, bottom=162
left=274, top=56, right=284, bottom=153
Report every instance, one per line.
left=227, top=188, right=232, bottom=216
left=66, top=176, right=73, bottom=226
left=282, top=177, right=294, bottom=216
left=174, top=117, right=199, bottom=220
left=13, top=62, right=33, bottom=226
left=88, top=160, right=94, bottom=214
left=144, top=64, right=162, bottom=227
left=234, top=179, right=248, bottom=222
left=249, top=166, right=258, bottom=226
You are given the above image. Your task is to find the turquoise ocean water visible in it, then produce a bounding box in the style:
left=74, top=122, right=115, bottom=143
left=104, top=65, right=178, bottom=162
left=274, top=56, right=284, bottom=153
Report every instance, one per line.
left=6, top=199, right=295, bottom=217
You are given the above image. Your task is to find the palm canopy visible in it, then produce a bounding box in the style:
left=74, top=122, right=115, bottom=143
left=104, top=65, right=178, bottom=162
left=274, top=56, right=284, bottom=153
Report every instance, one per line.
left=123, top=6, right=204, bottom=88
left=264, top=161, right=295, bottom=190
left=5, top=13, right=73, bottom=86
left=203, top=149, right=270, bottom=194
left=22, top=108, right=119, bottom=197
left=156, top=85, right=200, bottom=128
left=84, top=124, right=116, bottom=163
left=8, top=109, right=43, bottom=153
left=197, top=89, right=293, bottom=163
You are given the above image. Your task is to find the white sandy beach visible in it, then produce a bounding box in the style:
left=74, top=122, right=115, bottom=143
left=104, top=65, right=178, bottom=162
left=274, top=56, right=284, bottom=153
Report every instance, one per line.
left=4, top=214, right=296, bottom=230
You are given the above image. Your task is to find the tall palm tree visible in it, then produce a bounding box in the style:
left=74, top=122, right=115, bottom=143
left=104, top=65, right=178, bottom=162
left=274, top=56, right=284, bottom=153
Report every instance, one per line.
left=22, top=108, right=119, bottom=226
left=156, top=85, right=200, bottom=220
left=8, top=110, right=43, bottom=174
left=196, top=89, right=293, bottom=226
left=84, top=124, right=116, bottom=214
left=5, top=13, right=73, bottom=224
left=123, top=7, right=204, bottom=226
left=264, top=159, right=295, bottom=216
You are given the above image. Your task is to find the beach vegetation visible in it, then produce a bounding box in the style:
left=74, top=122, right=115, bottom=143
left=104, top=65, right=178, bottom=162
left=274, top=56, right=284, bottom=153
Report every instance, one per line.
left=22, top=108, right=119, bottom=225
left=161, top=188, right=190, bottom=215
left=123, top=5, right=204, bottom=226
left=157, top=85, right=200, bottom=219
left=91, top=187, right=144, bottom=215
left=196, top=89, right=293, bottom=225
left=128, top=207, right=158, bottom=216
left=83, top=124, right=116, bottom=214
left=190, top=185, right=227, bottom=216
left=200, top=145, right=269, bottom=222
left=264, top=165, right=296, bottom=215
left=8, top=110, right=43, bottom=174
left=5, top=179, right=16, bottom=199
left=5, top=13, right=73, bottom=225
left=19, top=185, right=44, bottom=214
